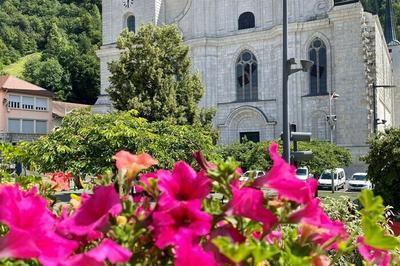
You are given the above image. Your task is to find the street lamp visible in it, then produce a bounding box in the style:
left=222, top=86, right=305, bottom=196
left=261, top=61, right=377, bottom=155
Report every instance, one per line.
left=372, top=83, right=396, bottom=134
left=282, top=0, right=314, bottom=162
left=327, top=92, right=340, bottom=143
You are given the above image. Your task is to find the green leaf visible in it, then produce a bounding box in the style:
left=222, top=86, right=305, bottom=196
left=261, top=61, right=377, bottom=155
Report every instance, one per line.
left=359, top=190, right=385, bottom=220
left=212, top=237, right=253, bottom=263
left=362, top=217, right=400, bottom=250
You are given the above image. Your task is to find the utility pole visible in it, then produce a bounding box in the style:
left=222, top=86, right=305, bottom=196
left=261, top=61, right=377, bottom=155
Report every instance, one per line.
left=282, top=0, right=290, bottom=162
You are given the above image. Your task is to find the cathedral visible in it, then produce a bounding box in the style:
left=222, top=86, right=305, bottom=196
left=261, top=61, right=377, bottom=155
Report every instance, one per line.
left=94, top=0, right=400, bottom=173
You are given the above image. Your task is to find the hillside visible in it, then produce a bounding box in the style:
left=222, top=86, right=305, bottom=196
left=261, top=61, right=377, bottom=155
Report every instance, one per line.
left=2, top=53, right=41, bottom=78
left=0, top=0, right=101, bottom=104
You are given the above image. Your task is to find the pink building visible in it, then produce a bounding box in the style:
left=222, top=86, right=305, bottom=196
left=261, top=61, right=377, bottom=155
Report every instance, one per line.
left=0, top=75, right=54, bottom=143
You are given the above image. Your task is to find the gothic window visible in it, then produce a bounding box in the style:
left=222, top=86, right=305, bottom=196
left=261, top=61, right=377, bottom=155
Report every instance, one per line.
left=127, top=15, right=135, bottom=32
left=238, top=12, right=255, bottom=30
left=309, top=38, right=327, bottom=95
left=236, top=51, right=258, bottom=101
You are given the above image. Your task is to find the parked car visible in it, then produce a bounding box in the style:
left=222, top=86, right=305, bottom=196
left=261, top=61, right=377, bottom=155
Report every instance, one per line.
left=296, top=166, right=312, bottom=181
left=317, top=168, right=346, bottom=190
left=347, top=173, right=372, bottom=191
left=239, top=170, right=265, bottom=183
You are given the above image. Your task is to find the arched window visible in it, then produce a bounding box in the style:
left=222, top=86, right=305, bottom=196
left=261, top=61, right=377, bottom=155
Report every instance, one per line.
left=309, top=38, right=327, bottom=95
left=238, top=12, right=255, bottom=30
left=127, top=15, right=135, bottom=32
left=236, top=51, right=258, bottom=101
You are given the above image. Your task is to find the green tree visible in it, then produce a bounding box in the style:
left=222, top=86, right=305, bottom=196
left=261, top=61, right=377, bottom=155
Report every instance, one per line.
left=24, top=56, right=71, bottom=100
left=17, top=109, right=216, bottom=187
left=108, top=24, right=208, bottom=125
left=362, top=128, right=400, bottom=212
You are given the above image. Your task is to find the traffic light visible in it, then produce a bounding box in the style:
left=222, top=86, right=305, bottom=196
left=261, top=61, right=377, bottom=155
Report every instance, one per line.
left=289, top=124, right=313, bottom=163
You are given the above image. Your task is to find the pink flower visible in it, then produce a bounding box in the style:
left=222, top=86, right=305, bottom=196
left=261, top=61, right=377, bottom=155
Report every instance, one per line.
left=357, top=237, right=391, bottom=266
left=51, top=239, right=132, bottom=266
left=291, top=199, right=348, bottom=249
left=254, top=143, right=317, bottom=204
left=113, top=151, right=158, bottom=180
left=158, top=161, right=211, bottom=208
left=228, top=181, right=278, bottom=231
left=152, top=202, right=212, bottom=249
left=0, top=185, right=77, bottom=264
left=193, top=151, right=217, bottom=171
left=174, top=232, right=217, bottom=266
left=266, top=230, right=283, bottom=244
left=57, top=185, right=122, bottom=239
left=50, top=172, right=72, bottom=192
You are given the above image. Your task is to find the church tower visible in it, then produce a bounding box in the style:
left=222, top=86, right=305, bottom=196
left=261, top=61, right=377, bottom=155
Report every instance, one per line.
left=384, top=0, right=400, bottom=127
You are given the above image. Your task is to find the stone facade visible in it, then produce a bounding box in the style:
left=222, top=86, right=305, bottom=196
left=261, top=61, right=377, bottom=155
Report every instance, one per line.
left=96, top=0, right=399, bottom=174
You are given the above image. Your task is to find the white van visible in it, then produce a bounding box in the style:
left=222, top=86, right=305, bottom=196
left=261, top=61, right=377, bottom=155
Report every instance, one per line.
left=317, top=168, right=346, bottom=190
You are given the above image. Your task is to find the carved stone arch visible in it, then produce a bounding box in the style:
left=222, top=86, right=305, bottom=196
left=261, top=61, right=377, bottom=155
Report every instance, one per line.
left=123, top=12, right=135, bottom=28
left=219, top=106, right=275, bottom=144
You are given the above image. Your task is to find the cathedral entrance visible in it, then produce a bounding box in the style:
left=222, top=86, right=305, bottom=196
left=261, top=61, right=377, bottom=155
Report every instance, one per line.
left=218, top=105, right=275, bottom=144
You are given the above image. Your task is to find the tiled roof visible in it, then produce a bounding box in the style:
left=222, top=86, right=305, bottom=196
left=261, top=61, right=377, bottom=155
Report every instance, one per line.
left=52, top=101, right=90, bottom=118
left=0, top=75, right=53, bottom=97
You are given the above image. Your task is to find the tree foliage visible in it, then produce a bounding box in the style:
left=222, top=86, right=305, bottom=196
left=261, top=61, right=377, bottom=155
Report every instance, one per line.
left=17, top=109, right=216, bottom=179
left=361, top=0, right=400, bottom=39
left=217, top=140, right=352, bottom=175
left=0, top=0, right=101, bottom=104
left=362, top=128, right=400, bottom=212
left=108, top=24, right=211, bottom=125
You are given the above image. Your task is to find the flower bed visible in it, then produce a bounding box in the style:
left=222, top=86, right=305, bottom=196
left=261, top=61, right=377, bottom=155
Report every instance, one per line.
left=0, top=143, right=399, bottom=265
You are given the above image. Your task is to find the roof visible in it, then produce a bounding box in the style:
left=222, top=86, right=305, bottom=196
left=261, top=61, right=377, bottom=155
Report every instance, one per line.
left=52, top=101, right=90, bottom=118
left=0, top=75, right=54, bottom=97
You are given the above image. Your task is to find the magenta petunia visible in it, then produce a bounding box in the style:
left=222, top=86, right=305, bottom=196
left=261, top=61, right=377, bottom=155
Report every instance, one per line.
left=357, top=237, right=391, bottom=266
left=158, top=161, right=211, bottom=208
left=228, top=181, right=278, bottom=231
left=291, top=199, right=348, bottom=249
left=0, top=185, right=78, bottom=264
left=57, top=185, right=122, bottom=239
left=174, top=232, right=217, bottom=266
left=152, top=201, right=212, bottom=249
left=51, top=238, right=132, bottom=266
left=254, top=142, right=317, bottom=204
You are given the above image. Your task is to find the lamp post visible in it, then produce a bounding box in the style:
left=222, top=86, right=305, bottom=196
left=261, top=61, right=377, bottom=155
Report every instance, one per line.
left=282, top=0, right=313, bottom=162
left=327, top=92, right=340, bottom=144
left=372, top=83, right=396, bottom=134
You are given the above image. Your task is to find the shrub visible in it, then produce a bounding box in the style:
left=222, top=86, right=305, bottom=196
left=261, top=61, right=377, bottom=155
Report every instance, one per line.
left=362, top=128, right=400, bottom=212
left=0, top=144, right=398, bottom=265
left=17, top=109, right=216, bottom=182
left=218, top=140, right=352, bottom=174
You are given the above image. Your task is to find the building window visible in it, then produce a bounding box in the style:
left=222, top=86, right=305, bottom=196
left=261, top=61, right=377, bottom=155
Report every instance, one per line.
left=8, top=119, right=20, bottom=133
left=22, top=120, right=34, bottom=134
left=127, top=15, right=135, bottom=32
left=35, top=97, right=48, bottom=111
left=240, top=132, right=260, bottom=143
left=7, top=119, right=48, bottom=134
left=35, top=120, right=48, bottom=134
left=7, top=95, right=48, bottom=111
left=236, top=51, right=258, bottom=101
left=8, top=95, right=20, bottom=109
left=22, top=96, right=34, bottom=110
left=309, top=38, right=327, bottom=95
left=238, top=12, right=255, bottom=30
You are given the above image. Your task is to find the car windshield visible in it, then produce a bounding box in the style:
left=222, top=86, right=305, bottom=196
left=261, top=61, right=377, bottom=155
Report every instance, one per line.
left=352, top=175, right=367, bottom=181
left=296, top=168, right=307, bottom=175
left=320, top=172, right=337, bottom=179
